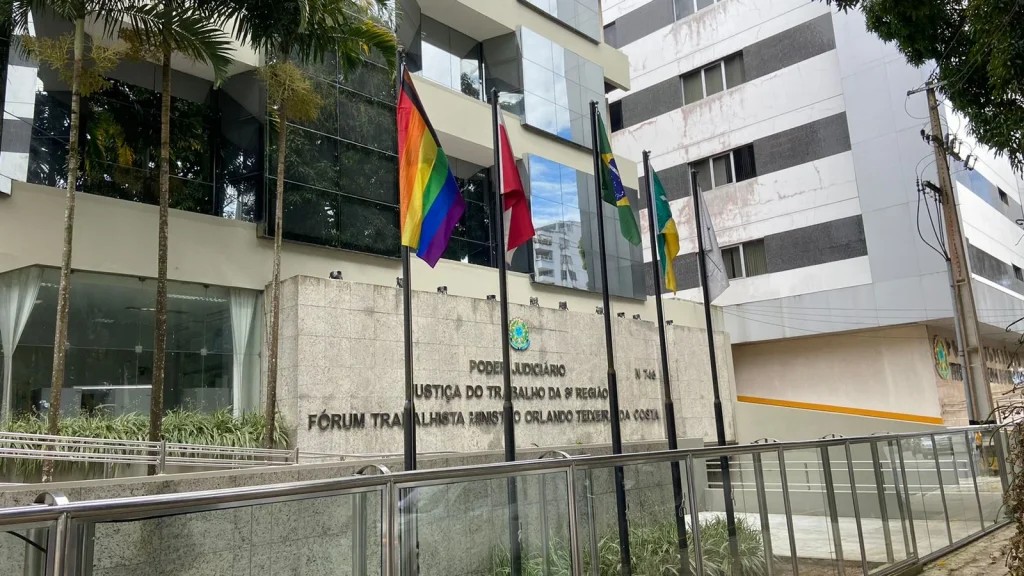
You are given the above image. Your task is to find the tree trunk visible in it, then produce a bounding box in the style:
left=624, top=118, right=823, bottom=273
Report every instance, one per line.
left=263, top=100, right=287, bottom=450
left=148, top=47, right=172, bottom=472
left=41, top=17, right=85, bottom=483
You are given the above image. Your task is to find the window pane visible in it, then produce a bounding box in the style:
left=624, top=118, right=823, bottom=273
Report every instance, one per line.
left=734, top=145, right=757, bottom=182
left=692, top=158, right=712, bottom=194
left=703, top=64, right=724, bottom=96
left=724, top=53, right=745, bottom=88
left=722, top=246, right=743, bottom=279
left=682, top=71, right=704, bottom=104
left=712, top=154, right=733, bottom=187
left=696, top=0, right=714, bottom=9
left=674, top=0, right=695, bottom=19
left=743, top=240, right=768, bottom=277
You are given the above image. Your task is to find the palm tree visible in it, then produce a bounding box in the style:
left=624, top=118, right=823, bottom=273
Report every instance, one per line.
left=218, top=0, right=396, bottom=448
left=120, top=1, right=232, bottom=456
left=6, top=0, right=130, bottom=482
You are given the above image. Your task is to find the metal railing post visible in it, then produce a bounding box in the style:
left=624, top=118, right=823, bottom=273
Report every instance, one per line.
left=684, top=454, right=704, bottom=576
left=157, top=440, right=167, bottom=475
left=540, top=472, right=551, bottom=576
left=868, top=442, right=895, bottom=564
left=23, top=526, right=46, bottom=576
left=963, top=431, right=985, bottom=533
left=893, top=440, right=919, bottom=559
left=777, top=449, right=799, bottom=576
left=293, top=446, right=300, bottom=465
left=566, top=464, right=583, bottom=576
left=994, top=428, right=1011, bottom=495
left=929, top=434, right=954, bottom=545
left=843, top=443, right=869, bottom=575
left=381, top=484, right=392, bottom=576
left=751, top=452, right=774, bottom=576
left=585, top=469, right=599, bottom=576
left=819, top=446, right=845, bottom=575
left=353, top=491, right=368, bottom=576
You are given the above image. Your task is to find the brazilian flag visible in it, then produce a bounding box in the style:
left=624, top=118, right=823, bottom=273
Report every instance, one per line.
left=596, top=113, right=641, bottom=246
left=649, top=167, right=680, bottom=292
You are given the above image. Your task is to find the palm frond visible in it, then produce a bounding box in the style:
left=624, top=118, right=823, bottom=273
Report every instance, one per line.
left=121, top=1, right=234, bottom=83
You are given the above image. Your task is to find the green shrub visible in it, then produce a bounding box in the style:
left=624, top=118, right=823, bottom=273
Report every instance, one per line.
left=491, top=515, right=768, bottom=576
left=1, top=409, right=289, bottom=480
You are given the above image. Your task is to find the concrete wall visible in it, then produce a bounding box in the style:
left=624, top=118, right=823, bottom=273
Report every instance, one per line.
left=732, top=325, right=944, bottom=427
left=278, top=275, right=737, bottom=455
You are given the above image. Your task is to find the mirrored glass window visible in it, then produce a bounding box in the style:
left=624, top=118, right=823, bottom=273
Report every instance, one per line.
left=526, top=154, right=644, bottom=298
left=519, top=28, right=604, bottom=148
left=414, top=16, right=484, bottom=100
left=519, top=0, right=601, bottom=41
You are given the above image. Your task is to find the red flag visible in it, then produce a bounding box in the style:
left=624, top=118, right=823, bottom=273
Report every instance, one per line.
left=497, top=112, right=534, bottom=264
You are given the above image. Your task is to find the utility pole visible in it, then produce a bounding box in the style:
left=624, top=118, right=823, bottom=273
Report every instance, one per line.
left=911, top=83, right=994, bottom=423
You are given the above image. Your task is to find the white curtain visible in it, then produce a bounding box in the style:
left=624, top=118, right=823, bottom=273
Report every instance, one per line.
left=0, top=267, right=42, bottom=422
left=229, top=289, right=257, bottom=417
left=244, top=293, right=265, bottom=415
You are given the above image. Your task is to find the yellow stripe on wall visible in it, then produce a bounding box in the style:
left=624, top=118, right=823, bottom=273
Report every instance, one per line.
left=737, top=396, right=944, bottom=425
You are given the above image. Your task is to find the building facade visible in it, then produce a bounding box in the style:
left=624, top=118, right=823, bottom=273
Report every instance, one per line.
left=0, top=0, right=740, bottom=451
left=603, top=0, right=1024, bottom=428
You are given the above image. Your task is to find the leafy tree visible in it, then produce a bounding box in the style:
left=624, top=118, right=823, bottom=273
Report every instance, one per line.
left=118, top=0, right=232, bottom=459
left=218, top=0, right=396, bottom=448
left=4, top=0, right=133, bottom=482
left=823, top=0, right=1024, bottom=171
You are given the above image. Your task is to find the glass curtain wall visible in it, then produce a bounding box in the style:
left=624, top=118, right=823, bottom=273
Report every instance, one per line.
left=0, top=267, right=261, bottom=418
left=519, top=27, right=605, bottom=148
left=265, top=53, right=401, bottom=257
left=4, top=11, right=262, bottom=219
left=519, top=0, right=601, bottom=41
left=526, top=154, right=644, bottom=298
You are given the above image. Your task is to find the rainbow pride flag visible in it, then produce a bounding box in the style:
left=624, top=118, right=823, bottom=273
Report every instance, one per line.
left=397, top=68, right=466, bottom=267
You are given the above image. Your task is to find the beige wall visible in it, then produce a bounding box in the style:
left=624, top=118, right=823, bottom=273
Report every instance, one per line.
left=734, top=402, right=943, bottom=443
left=0, top=182, right=712, bottom=327
left=733, top=325, right=943, bottom=422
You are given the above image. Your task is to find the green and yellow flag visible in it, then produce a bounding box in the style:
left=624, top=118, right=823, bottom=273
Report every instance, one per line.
left=597, top=113, right=641, bottom=245
left=649, top=167, right=680, bottom=292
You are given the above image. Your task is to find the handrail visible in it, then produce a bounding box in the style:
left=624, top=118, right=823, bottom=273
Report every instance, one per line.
left=0, top=430, right=298, bottom=472
left=0, top=424, right=1010, bottom=576
left=0, top=424, right=1002, bottom=523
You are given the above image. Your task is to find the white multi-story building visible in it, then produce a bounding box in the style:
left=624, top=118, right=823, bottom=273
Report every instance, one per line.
left=604, top=0, right=1024, bottom=431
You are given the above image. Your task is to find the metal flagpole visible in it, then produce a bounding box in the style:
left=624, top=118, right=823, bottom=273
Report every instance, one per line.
left=642, top=151, right=691, bottom=576
left=589, top=100, right=631, bottom=576
left=690, top=170, right=740, bottom=574
left=398, top=56, right=419, bottom=576
left=491, top=88, right=523, bottom=576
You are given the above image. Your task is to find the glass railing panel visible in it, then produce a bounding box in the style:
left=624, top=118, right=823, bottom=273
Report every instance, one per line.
left=934, top=433, right=981, bottom=543
left=516, top=470, right=573, bottom=575
left=0, top=522, right=53, bottom=576
left=980, top=428, right=1009, bottom=527
left=757, top=449, right=797, bottom=575
left=778, top=447, right=839, bottom=575
left=898, top=435, right=950, bottom=555
left=876, top=439, right=912, bottom=564
left=824, top=444, right=866, bottom=574
left=84, top=489, right=384, bottom=575
left=402, top=471, right=572, bottom=576
left=575, top=461, right=692, bottom=576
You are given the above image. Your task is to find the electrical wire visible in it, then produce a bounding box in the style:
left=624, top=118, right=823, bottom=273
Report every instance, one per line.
left=917, top=180, right=949, bottom=260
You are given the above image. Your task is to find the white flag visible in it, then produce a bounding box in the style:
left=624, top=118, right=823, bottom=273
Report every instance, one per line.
left=697, top=189, right=730, bottom=303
